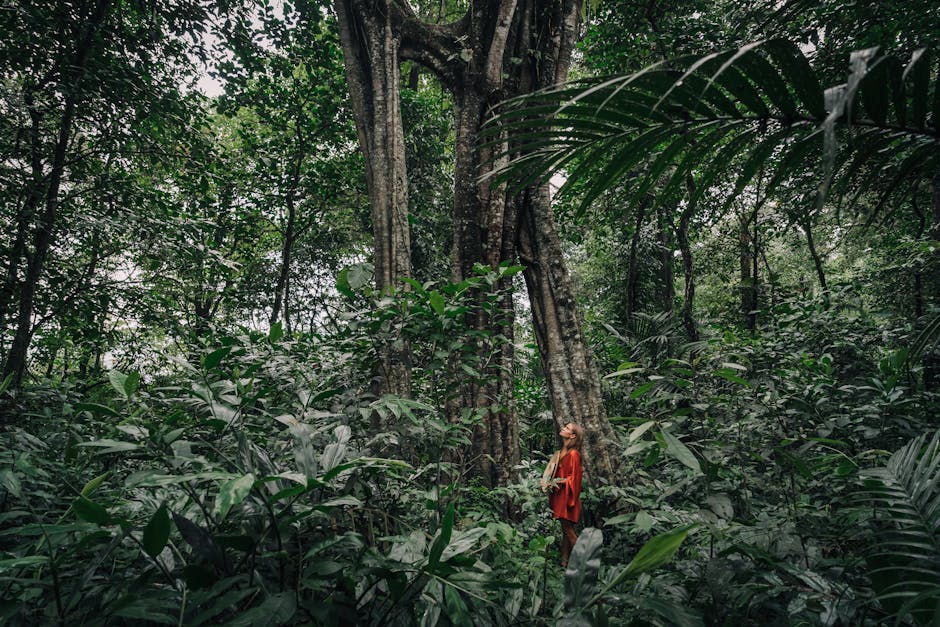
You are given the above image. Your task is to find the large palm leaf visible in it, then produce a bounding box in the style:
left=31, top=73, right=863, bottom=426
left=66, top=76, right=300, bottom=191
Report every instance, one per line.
left=485, top=39, right=940, bottom=221
left=859, top=430, right=940, bottom=625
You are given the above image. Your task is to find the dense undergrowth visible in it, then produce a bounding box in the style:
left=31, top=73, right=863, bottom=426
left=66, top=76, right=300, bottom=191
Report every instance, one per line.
left=1, top=272, right=938, bottom=625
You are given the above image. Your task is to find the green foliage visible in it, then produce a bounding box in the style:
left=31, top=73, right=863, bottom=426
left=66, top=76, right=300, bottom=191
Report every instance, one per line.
left=0, top=267, right=536, bottom=625
left=488, top=40, right=940, bottom=222
left=858, top=430, right=940, bottom=625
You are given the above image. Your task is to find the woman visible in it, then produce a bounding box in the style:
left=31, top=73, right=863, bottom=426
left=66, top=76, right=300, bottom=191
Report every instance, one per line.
left=548, top=422, right=583, bottom=568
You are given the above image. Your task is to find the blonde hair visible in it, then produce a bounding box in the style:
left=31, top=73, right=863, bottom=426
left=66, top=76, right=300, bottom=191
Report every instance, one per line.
left=565, top=422, right=584, bottom=452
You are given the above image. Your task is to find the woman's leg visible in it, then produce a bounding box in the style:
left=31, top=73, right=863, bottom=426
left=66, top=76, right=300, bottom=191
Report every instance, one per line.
left=560, top=519, right=578, bottom=566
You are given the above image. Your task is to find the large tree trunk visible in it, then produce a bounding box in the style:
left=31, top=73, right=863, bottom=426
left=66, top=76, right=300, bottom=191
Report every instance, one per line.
left=334, top=0, right=412, bottom=396
left=334, top=0, right=623, bottom=487
left=519, top=187, right=622, bottom=484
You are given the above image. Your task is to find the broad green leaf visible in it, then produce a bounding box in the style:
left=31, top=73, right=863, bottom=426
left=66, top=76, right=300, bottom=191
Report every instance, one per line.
left=0, top=469, right=22, bottom=498
left=113, top=606, right=176, bottom=625
left=229, top=591, right=297, bottom=626
left=564, top=527, right=604, bottom=614
left=347, top=263, right=372, bottom=290
left=268, top=322, right=284, bottom=343
left=629, top=421, right=656, bottom=442
left=429, top=290, right=445, bottom=315
left=0, top=555, right=49, bottom=572
left=81, top=472, right=109, bottom=497
left=706, top=494, right=734, bottom=519
left=660, top=430, right=702, bottom=475
left=603, top=514, right=633, bottom=526
left=630, top=382, right=655, bottom=399
left=215, top=474, right=255, bottom=521
left=143, top=504, right=171, bottom=558
left=203, top=346, right=231, bottom=369
left=78, top=439, right=140, bottom=454
left=443, top=585, right=473, bottom=627
left=335, top=268, right=354, bottom=298
left=108, top=370, right=129, bottom=399
left=623, top=525, right=694, bottom=578
left=714, top=368, right=750, bottom=386
left=0, top=373, right=13, bottom=396
left=315, top=496, right=362, bottom=511
left=72, top=496, right=111, bottom=526
left=163, top=428, right=185, bottom=444
left=126, top=471, right=236, bottom=488
left=173, top=513, right=224, bottom=570
left=440, top=527, right=487, bottom=562
left=74, top=402, right=121, bottom=417
left=427, top=502, right=455, bottom=569
left=319, top=442, right=346, bottom=474
left=124, top=371, right=140, bottom=398
left=634, top=510, right=655, bottom=533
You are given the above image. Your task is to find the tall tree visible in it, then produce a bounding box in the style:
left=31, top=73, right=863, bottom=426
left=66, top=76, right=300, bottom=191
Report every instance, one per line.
left=332, top=0, right=622, bottom=485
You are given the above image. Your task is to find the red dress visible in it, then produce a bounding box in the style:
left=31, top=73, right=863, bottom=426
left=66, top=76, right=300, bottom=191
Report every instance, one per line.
left=549, top=449, right=583, bottom=522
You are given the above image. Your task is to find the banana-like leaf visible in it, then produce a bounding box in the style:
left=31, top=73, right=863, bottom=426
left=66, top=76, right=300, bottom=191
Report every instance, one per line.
left=484, top=39, right=940, bottom=221
left=858, top=430, right=940, bottom=625
left=562, top=527, right=604, bottom=619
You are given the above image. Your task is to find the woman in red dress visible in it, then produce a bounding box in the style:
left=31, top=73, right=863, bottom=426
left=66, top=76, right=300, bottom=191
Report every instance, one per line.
left=549, top=422, right=584, bottom=567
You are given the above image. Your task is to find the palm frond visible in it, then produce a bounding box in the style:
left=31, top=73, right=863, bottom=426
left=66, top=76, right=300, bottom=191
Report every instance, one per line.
left=858, top=430, right=940, bottom=625
left=484, top=40, right=940, bottom=220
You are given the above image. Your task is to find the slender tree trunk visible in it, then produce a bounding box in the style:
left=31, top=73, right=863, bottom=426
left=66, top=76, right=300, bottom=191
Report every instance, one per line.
left=272, top=120, right=307, bottom=335
left=738, top=212, right=753, bottom=328
left=2, top=0, right=111, bottom=388
left=678, top=177, right=697, bottom=341
left=750, top=203, right=759, bottom=330
left=3, top=97, right=78, bottom=386
left=0, top=92, right=42, bottom=333
left=760, top=247, right=778, bottom=310
left=271, top=193, right=297, bottom=328
left=803, top=219, right=828, bottom=299
left=657, top=204, right=674, bottom=312
left=626, top=200, right=646, bottom=317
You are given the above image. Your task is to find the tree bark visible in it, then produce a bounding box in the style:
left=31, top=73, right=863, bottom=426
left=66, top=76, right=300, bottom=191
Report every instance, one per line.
left=519, top=187, right=622, bottom=484
left=334, top=0, right=413, bottom=396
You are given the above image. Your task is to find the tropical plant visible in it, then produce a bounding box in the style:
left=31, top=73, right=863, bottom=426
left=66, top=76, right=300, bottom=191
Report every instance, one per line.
left=488, top=39, right=939, bottom=220
left=858, top=430, right=940, bottom=625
